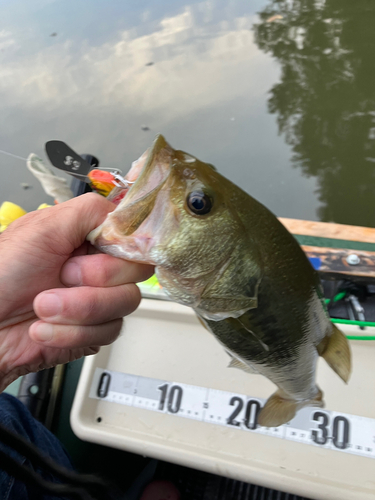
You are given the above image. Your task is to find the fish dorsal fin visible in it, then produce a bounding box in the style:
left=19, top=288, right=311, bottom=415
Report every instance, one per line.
left=228, top=357, right=258, bottom=374
left=317, top=324, right=351, bottom=383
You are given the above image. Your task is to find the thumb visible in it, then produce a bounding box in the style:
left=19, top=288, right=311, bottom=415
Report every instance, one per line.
left=57, top=193, right=116, bottom=251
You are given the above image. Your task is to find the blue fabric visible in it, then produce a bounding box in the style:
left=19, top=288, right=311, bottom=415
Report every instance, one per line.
left=0, top=393, right=74, bottom=500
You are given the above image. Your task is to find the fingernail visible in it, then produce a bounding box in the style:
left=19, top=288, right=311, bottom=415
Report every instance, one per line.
left=33, top=323, right=54, bottom=342
left=62, top=262, right=82, bottom=286
left=38, top=293, right=62, bottom=318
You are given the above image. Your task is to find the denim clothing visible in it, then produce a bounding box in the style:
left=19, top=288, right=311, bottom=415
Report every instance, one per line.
left=0, top=393, right=74, bottom=500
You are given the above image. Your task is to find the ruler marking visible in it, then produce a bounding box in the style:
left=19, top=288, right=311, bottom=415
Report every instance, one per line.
left=90, top=368, right=375, bottom=460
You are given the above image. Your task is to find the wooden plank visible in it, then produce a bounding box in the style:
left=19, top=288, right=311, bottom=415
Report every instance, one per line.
left=279, top=217, right=375, bottom=244
left=302, top=245, right=375, bottom=282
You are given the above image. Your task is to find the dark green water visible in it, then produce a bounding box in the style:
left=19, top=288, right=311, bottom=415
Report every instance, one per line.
left=1, top=0, right=374, bottom=227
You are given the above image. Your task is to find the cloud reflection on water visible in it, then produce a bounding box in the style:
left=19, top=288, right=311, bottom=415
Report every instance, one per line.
left=0, top=1, right=319, bottom=219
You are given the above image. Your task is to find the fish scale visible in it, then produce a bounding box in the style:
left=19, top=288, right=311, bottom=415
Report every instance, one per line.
left=88, top=134, right=351, bottom=427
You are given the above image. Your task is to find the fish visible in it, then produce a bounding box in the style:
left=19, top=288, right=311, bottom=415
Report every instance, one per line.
left=88, top=135, right=351, bottom=427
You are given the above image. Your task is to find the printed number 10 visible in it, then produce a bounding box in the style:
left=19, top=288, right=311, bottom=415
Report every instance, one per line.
left=158, top=384, right=183, bottom=413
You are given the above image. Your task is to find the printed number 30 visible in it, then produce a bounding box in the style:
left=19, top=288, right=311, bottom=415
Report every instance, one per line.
left=311, top=411, right=350, bottom=449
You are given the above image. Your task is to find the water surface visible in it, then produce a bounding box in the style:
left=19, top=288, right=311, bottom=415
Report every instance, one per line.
left=1, top=0, right=374, bottom=227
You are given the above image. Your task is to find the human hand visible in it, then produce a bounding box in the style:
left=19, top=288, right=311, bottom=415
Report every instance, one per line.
left=0, top=193, right=154, bottom=392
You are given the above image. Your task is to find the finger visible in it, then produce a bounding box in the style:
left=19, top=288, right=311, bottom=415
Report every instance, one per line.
left=29, top=319, right=123, bottom=348
left=71, top=241, right=90, bottom=257
left=33, top=284, right=141, bottom=325
left=2, top=193, right=117, bottom=261
left=21, top=193, right=117, bottom=256
left=65, top=193, right=117, bottom=251
left=61, top=254, right=154, bottom=287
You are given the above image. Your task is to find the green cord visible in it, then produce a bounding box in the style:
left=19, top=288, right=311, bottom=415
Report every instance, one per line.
left=331, top=318, right=375, bottom=340
left=143, top=278, right=375, bottom=340
left=324, top=293, right=375, bottom=339
left=325, top=291, right=347, bottom=304
left=332, top=318, right=375, bottom=327
left=345, top=336, right=375, bottom=340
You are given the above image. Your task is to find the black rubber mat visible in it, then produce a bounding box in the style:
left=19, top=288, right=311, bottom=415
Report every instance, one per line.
left=155, top=461, right=312, bottom=500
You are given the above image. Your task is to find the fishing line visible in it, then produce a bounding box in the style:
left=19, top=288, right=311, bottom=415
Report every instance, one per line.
left=66, top=171, right=91, bottom=181
left=96, top=166, right=123, bottom=174
left=0, top=148, right=134, bottom=189
left=0, top=147, right=92, bottom=185
left=1, top=143, right=372, bottom=340
left=0, top=149, right=28, bottom=162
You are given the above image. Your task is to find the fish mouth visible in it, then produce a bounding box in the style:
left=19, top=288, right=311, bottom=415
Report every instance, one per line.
left=87, top=135, right=173, bottom=262
left=121, top=135, right=173, bottom=207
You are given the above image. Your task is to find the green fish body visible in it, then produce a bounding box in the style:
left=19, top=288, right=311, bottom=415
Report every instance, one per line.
left=88, top=135, right=351, bottom=426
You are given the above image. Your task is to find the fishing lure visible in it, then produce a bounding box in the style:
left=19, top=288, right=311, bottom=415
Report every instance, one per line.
left=45, top=140, right=133, bottom=198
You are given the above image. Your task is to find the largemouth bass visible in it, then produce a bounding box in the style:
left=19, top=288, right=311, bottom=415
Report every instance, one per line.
left=88, top=135, right=351, bottom=427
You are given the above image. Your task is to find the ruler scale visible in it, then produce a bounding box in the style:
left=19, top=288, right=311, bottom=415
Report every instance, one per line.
left=89, top=368, right=375, bottom=460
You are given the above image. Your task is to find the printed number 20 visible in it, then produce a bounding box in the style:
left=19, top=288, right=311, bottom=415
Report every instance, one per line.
left=227, top=397, right=261, bottom=429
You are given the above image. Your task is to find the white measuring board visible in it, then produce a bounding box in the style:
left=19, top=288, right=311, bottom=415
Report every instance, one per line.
left=71, top=299, right=375, bottom=500
left=89, top=367, right=375, bottom=459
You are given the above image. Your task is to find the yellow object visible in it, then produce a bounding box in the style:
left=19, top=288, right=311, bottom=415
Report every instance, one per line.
left=141, top=274, right=160, bottom=288
left=0, top=202, right=27, bottom=233
left=0, top=201, right=52, bottom=233
left=87, top=169, right=116, bottom=197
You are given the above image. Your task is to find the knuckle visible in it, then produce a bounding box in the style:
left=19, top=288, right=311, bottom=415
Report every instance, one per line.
left=78, top=294, right=98, bottom=322
left=105, top=319, right=123, bottom=344
left=51, top=323, right=78, bottom=347
left=121, top=284, right=141, bottom=313
left=132, top=263, right=150, bottom=282
left=88, top=320, right=122, bottom=347
left=97, top=258, right=116, bottom=285
left=81, top=254, right=117, bottom=286
left=82, top=192, right=113, bottom=218
left=83, top=192, right=100, bottom=203
left=85, top=346, right=101, bottom=356
left=64, top=324, right=96, bottom=348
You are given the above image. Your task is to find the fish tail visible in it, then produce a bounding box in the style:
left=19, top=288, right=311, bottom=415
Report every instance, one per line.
left=317, top=324, right=351, bottom=383
left=257, top=388, right=324, bottom=428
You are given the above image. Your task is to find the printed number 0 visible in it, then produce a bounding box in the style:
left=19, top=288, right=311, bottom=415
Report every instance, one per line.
left=244, top=400, right=261, bottom=430
left=332, top=416, right=350, bottom=449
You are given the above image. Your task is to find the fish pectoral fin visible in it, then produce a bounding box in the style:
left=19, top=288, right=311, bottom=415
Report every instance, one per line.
left=199, top=275, right=261, bottom=319
left=198, top=295, right=258, bottom=318
left=228, top=357, right=258, bottom=374
left=317, top=324, right=351, bottom=383
left=258, top=388, right=324, bottom=427
left=196, top=315, right=210, bottom=331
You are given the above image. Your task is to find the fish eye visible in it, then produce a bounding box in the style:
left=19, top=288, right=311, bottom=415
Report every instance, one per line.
left=187, top=190, right=213, bottom=215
